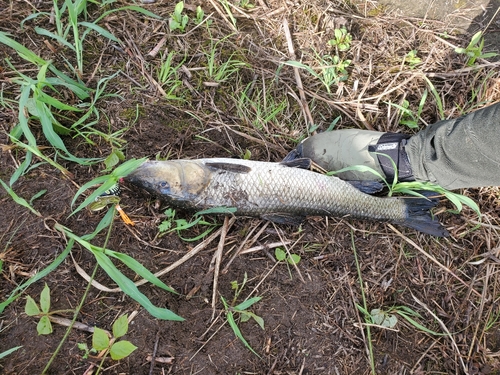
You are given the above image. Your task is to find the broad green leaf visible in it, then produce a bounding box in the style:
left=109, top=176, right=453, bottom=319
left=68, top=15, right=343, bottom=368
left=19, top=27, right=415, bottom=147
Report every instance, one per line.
left=40, top=283, right=51, bottom=314
left=25, top=296, right=40, bottom=316
left=175, top=1, right=184, bottom=15
left=240, top=311, right=251, bottom=322
left=81, top=208, right=116, bottom=241
left=16, top=85, right=38, bottom=145
left=112, top=157, right=148, bottom=177
left=37, top=315, right=53, bottom=335
left=104, top=152, right=120, bottom=171
left=469, top=31, right=482, bottom=46
left=70, top=175, right=117, bottom=215
left=275, top=248, right=286, bottom=261
left=287, top=254, right=301, bottom=265
left=92, top=327, right=110, bottom=351
left=110, top=340, right=137, bottom=360
left=112, top=315, right=129, bottom=338
left=60, top=226, right=184, bottom=321
left=0, top=32, right=48, bottom=66
left=371, top=309, right=398, bottom=328
left=251, top=313, right=265, bottom=330
left=36, top=91, right=82, bottom=111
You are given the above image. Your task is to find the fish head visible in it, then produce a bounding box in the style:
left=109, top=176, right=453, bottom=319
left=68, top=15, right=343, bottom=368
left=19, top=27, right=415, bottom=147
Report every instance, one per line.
left=124, top=160, right=210, bottom=204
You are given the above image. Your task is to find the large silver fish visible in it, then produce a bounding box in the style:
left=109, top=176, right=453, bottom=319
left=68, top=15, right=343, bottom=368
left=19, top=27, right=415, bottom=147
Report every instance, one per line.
left=124, top=158, right=448, bottom=237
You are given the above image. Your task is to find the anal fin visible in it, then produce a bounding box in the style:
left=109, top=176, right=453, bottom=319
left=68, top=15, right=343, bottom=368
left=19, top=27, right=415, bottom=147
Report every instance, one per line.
left=261, top=213, right=305, bottom=226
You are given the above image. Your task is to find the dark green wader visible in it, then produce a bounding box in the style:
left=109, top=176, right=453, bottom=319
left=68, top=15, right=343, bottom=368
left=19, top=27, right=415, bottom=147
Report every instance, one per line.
left=295, top=103, right=500, bottom=190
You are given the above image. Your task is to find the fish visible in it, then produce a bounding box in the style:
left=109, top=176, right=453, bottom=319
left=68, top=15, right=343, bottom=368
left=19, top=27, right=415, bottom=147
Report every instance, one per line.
left=124, top=158, right=449, bottom=237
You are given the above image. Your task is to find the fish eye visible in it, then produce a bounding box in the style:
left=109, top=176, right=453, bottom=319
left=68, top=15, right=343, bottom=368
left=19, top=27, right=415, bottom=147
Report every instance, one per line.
left=159, top=181, right=170, bottom=193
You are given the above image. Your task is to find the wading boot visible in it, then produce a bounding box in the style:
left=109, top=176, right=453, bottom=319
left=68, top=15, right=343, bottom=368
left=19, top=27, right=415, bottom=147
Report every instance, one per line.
left=285, top=129, right=414, bottom=183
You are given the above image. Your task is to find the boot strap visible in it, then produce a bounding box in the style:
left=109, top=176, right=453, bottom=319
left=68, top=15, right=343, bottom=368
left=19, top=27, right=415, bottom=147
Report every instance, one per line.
left=368, top=133, right=413, bottom=182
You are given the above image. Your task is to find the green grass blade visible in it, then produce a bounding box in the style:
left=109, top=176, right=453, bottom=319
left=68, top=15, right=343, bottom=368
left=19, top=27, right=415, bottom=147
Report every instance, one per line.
left=0, top=178, right=42, bottom=217
left=95, top=5, right=163, bottom=24
left=81, top=207, right=116, bottom=241
left=0, top=238, right=73, bottom=314
left=328, top=164, right=388, bottom=186
left=221, top=296, right=260, bottom=357
left=71, top=157, right=147, bottom=215
left=34, top=27, right=75, bottom=50
left=11, top=138, right=74, bottom=177
left=422, top=76, right=444, bottom=120
left=17, top=84, right=37, bottom=145
left=9, top=153, right=33, bottom=186
left=36, top=91, right=83, bottom=112
left=233, top=296, right=262, bottom=311
left=59, top=227, right=184, bottom=321
left=92, top=250, right=184, bottom=321
left=105, top=250, right=178, bottom=294
left=0, top=32, right=47, bottom=66
left=0, top=346, right=23, bottom=360
left=396, top=311, right=447, bottom=336
left=45, top=77, right=90, bottom=100
left=79, top=21, right=120, bottom=43
left=70, top=175, right=116, bottom=214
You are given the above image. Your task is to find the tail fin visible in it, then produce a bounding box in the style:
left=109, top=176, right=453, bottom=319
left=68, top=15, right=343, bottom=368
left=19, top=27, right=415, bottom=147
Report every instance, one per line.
left=399, top=197, right=449, bottom=237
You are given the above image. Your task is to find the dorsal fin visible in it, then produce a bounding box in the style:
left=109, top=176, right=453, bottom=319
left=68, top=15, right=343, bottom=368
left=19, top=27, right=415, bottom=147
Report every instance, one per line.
left=205, top=162, right=252, bottom=173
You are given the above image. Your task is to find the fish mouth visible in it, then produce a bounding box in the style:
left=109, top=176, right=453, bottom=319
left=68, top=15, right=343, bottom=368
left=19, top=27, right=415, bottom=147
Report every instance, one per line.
left=122, top=161, right=160, bottom=194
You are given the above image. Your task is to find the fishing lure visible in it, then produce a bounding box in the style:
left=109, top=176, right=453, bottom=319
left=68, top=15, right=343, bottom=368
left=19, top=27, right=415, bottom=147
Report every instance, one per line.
left=89, top=183, right=134, bottom=226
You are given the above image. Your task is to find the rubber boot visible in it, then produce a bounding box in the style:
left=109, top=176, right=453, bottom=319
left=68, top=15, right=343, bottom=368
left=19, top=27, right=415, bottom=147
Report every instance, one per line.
left=289, top=129, right=414, bottom=182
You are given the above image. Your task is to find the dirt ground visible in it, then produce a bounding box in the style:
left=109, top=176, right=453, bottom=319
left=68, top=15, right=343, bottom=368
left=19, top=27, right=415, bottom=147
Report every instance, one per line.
left=1, top=0, right=500, bottom=374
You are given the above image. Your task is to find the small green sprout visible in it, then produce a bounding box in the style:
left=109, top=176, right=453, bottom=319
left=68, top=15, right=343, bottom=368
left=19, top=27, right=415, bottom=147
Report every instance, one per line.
left=328, top=27, right=352, bottom=52
left=239, top=0, right=255, bottom=10
left=455, top=31, right=498, bottom=66
left=386, top=90, right=428, bottom=129
left=158, top=208, right=221, bottom=241
left=222, top=273, right=264, bottom=357
left=194, top=6, right=206, bottom=25
left=25, top=283, right=72, bottom=335
left=274, top=247, right=301, bottom=265
left=404, top=50, right=421, bottom=68
left=356, top=305, right=445, bottom=336
left=275, top=247, right=301, bottom=279
left=169, top=2, right=189, bottom=32
left=77, top=343, right=97, bottom=359
left=92, top=315, right=137, bottom=374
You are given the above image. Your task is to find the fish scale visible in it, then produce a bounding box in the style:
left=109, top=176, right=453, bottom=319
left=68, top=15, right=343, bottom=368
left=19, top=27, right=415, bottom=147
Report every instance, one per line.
left=125, top=158, right=448, bottom=237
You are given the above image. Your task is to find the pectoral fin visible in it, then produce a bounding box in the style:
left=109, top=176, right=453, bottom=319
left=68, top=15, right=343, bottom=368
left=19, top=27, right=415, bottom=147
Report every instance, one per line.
left=346, top=180, right=385, bottom=194
left=280, top=158, right=312, bottom=170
